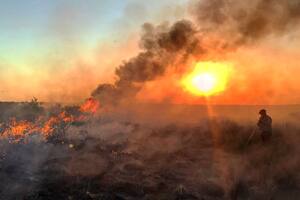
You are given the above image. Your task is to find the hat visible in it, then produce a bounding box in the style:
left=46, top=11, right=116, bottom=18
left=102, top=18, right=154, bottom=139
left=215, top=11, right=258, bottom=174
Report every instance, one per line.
left=259, top=109, right=266, bottom=115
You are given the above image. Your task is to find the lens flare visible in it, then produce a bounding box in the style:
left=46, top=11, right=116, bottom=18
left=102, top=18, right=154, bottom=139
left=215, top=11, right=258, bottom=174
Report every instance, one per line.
left=181, top=61, right=232, bottom=96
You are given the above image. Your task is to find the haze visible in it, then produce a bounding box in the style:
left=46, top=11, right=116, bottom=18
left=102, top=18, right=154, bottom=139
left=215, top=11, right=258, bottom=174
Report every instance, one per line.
left=0, top=0, right=299, bottom=105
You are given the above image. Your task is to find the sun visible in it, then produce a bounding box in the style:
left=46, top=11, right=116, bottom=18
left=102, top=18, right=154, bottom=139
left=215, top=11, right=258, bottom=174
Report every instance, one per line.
left=191, top=73, right=216, bottom=93
left=181, top=61, right=232, bottom=96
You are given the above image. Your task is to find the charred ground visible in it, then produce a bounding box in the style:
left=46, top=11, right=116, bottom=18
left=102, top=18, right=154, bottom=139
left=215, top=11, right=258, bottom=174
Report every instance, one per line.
left=0, top=102, right=299, bottom=200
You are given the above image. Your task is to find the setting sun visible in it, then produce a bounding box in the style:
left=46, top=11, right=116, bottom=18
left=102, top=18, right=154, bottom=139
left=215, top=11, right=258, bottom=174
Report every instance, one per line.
left=181, top=61, right=232, bottom=96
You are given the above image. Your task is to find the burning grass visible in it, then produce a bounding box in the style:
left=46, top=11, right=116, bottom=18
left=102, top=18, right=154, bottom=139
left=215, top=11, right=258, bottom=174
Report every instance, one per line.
left=0, top=102, right=299, bottom=199
left=0, top=98, right=100, bottom=143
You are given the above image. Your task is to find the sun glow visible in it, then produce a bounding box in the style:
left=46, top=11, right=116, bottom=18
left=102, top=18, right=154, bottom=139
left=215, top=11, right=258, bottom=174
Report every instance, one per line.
left=181, top=61, right=232, bottom=96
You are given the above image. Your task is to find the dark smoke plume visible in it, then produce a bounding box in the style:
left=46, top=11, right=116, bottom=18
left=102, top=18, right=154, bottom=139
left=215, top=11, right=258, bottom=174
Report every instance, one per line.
left=92, top=0, right=300, bottom=105
left=192, top=0, right=300, bottom=44
left=92, top=20, right=203, bottom=105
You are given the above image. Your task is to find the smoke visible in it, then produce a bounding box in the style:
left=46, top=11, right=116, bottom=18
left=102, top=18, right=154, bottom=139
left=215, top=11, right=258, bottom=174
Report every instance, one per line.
left=1, top=101, right=300, bottom=199
left=1, top=1, right=300, bottom=199
left=1, top=108, right=300, bottom=199
left=0, top=135, right=53, bottom=199
left=192, top=0, right=300, bottom=44
left=92, top=0, right=300, bottom=106
left=92, top=20, right=203, bottom=105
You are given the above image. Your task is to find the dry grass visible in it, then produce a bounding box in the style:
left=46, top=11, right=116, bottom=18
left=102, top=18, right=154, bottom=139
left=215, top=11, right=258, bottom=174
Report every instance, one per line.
left=0, top=104, right=299, bottom=199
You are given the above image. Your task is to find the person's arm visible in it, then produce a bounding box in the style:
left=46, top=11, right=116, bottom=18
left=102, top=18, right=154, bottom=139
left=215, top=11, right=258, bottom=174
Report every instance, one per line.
left=257, top=117, right=265, bottom=127
left=257, top=117, right=263, bottom=127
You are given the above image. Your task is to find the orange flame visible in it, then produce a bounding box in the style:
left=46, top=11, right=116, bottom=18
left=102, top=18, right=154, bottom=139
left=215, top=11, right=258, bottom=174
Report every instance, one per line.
left=80, top=98, right=100, bottom=114
left=1, top=119, right=38, bottom=142
left=0, top=98, right=101, bottom=143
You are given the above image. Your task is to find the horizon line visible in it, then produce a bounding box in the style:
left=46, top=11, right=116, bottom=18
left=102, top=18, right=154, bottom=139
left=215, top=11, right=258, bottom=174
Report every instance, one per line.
left=0, top=101, right=300, bottom=107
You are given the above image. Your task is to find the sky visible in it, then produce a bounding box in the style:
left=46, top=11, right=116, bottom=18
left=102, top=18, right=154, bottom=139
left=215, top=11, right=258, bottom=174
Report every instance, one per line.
left=0, top=0, right=188, bottom=102
left=0, top=0, right=300, bottom=105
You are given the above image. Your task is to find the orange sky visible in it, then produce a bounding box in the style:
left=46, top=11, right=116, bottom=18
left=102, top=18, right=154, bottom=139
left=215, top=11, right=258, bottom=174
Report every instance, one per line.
left=137, top=36, right=300, bottom=105
left=1, top=0, right=300, bottom=105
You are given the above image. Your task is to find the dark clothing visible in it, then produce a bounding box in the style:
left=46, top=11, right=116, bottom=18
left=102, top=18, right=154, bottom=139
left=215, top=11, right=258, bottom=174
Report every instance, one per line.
left=257, top=114, right=272, bottom=142
left=261, top=131, right=272, bottom=143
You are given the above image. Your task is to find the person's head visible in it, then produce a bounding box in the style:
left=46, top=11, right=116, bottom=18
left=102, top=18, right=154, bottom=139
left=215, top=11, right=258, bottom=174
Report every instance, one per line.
left=259, top=109, right=267, bottom=115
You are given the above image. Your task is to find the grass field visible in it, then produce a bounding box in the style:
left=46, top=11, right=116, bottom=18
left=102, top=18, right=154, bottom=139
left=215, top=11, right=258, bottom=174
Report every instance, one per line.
left=0, top=102, right=299, bottom=199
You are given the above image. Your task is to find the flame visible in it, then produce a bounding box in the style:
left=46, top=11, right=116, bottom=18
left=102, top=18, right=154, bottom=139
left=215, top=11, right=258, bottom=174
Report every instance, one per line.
left=0, top=98, right=101, bottom=143
left=1, top=119, right=38, bottom=142
left=80, top=98, right=100, bottom=114
left=41, top=116, right=60, bottom=137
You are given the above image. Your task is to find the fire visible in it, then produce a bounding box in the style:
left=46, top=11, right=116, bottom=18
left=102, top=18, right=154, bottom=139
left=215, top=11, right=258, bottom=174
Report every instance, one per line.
left=181, top=61, right=232, bottom=96
left=41, top=116, right=61, bottom=137
left=1, top=114, right=80, bottom=142
left=2, top=119, right=34, bottom=142
left=80, top=98, right=100, bottom=114
left=0, top=98, right=101, bottom=143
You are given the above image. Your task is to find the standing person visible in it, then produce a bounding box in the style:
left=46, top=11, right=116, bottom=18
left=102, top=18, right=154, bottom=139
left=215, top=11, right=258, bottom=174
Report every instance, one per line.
left=257, top=109, right=272, bottom=143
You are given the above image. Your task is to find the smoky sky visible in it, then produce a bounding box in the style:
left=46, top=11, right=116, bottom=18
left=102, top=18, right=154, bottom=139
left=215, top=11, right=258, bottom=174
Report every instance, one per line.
left=92, top=0, right=300, bottom=105
left=192, top=0, right=300, bottom=44
left=92, top=20, right=203, bottom=105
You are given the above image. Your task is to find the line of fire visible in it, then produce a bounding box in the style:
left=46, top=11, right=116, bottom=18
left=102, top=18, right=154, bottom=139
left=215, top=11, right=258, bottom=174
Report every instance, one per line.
left=1, top=0, right=300, bottom=200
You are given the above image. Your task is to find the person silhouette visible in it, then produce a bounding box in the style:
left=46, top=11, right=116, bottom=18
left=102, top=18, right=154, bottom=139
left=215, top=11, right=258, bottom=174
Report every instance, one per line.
left=257, top=109, right=272, bottom=143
